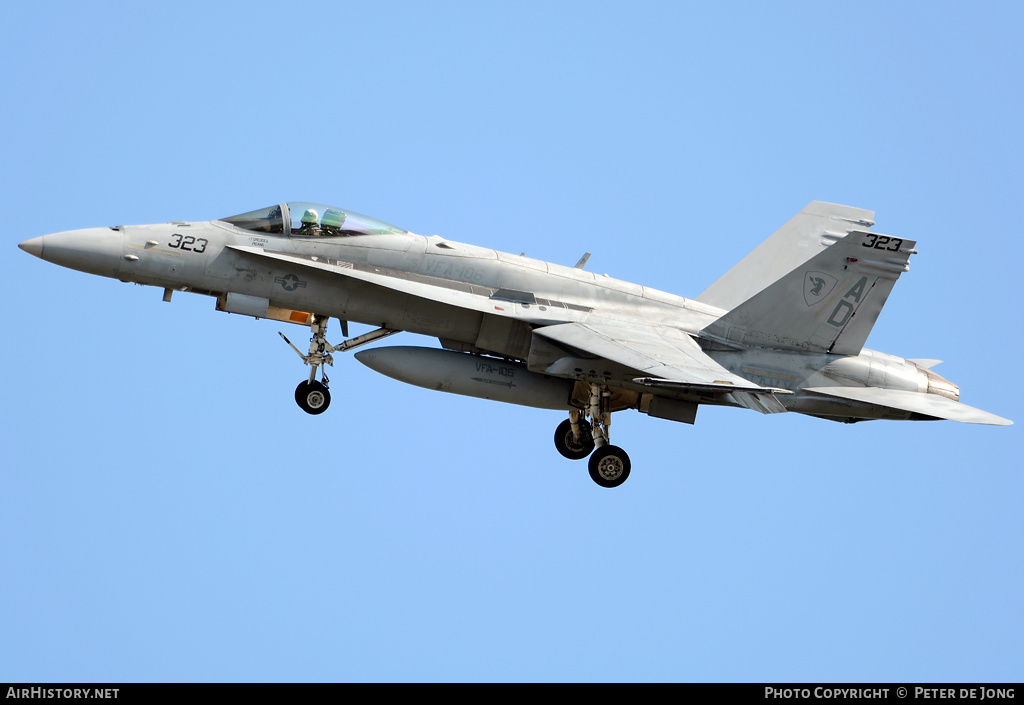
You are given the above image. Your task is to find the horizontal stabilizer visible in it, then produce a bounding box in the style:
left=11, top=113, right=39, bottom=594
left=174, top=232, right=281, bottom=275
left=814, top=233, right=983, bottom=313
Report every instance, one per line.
left=908, top=358, right=943, bottom=369
left=805, top=386, right=1012, bottom=426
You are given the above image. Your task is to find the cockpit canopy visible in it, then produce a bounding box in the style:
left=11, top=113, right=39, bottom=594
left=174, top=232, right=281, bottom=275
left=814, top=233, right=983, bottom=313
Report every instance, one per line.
left=219, top=202, right=407, bottom=238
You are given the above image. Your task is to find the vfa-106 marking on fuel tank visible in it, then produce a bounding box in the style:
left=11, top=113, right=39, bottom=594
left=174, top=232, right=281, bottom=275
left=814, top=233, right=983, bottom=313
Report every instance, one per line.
left=19, top=200, right=1011, bottom=488
left=475, top=361, right=516, bottom=376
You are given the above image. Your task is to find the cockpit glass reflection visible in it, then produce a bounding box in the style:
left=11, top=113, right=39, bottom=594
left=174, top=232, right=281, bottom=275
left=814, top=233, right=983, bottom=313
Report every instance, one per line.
left=220, top=202, right=407, bottom=238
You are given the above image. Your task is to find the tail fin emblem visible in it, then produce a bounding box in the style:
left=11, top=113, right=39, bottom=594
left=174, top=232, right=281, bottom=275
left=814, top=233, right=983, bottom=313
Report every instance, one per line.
left=803, top=271, right=837, bottom=306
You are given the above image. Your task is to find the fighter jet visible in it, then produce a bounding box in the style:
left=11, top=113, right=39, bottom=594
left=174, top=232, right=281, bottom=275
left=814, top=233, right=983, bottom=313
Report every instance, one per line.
left=18, top=200, right=1011, bottom=487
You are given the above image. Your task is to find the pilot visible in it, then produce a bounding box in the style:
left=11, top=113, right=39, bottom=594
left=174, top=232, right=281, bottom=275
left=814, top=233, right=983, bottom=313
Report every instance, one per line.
left=297, top=208, right=320, bottom=235
left=321, top=209, right=347, bottom=236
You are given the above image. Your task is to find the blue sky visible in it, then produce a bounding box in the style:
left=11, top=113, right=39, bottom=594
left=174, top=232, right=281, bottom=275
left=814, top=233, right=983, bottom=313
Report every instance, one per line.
left=2, top=0, right=1021, bottom=682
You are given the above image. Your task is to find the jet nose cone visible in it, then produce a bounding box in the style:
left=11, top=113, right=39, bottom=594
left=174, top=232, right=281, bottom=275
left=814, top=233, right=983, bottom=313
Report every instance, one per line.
left=18, top=236, right=44, bottom=258
left=20, top=227, right=124, bottom=278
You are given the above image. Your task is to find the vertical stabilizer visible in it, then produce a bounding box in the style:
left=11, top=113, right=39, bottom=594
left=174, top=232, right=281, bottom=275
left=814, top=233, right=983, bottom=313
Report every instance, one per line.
left=696, top=201, right=875, bottom=311
left=699, top=231, right=916, bottom=355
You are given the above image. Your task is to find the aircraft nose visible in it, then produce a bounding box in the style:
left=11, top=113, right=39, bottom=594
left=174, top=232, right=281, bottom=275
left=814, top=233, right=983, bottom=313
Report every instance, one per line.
left=18, top=236, right=44, bottom=258
left=21, top=227, right=124, bottom=278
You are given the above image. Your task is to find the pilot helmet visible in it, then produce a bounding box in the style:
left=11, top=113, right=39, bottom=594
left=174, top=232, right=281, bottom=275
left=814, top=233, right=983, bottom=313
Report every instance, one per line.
left=301, top=208, right=319, bottom=225
left=322, top=210, right=346, bottom=228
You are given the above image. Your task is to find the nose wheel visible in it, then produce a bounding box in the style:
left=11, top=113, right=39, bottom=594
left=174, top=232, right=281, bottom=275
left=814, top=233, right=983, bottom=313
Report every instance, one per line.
left=295, top=380, right=331, bottom=415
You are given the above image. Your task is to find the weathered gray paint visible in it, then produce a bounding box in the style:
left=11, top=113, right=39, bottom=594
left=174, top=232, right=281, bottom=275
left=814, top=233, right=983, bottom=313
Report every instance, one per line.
left=18, top=201, right=1011, bottom=429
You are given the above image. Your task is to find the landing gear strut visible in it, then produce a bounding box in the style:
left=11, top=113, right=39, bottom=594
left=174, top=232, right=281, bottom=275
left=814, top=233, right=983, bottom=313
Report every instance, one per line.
left=553, top=384, right=632, bottom=488
left=280, top=317, right=398, bottom=415
left=280, top=315, right=336, bottom=415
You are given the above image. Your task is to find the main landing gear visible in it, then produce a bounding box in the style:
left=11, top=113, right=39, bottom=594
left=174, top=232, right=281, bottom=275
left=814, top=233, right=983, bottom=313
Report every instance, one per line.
left=554, top=384, right=632, bottom=488
left=280, top=316, right=397, bottom=415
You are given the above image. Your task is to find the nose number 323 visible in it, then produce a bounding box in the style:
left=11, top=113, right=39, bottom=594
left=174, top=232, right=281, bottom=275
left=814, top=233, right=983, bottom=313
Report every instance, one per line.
left=168, top=233, right=209, bottom=253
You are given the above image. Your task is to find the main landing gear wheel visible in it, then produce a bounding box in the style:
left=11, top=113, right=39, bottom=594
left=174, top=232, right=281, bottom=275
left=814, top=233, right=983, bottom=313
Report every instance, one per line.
left=588, top=445, right=631, bottom=488
left=295, top=380, right=331, bottom=415
left=554, top=418, right=595, bottom=460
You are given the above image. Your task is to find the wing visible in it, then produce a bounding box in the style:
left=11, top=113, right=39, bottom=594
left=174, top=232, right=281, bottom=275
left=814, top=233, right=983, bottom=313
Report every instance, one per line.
left=533, top=321, right=791, bottom=413
left=804, top=386, right=1012, bottom=426
left=227, top=245, right=592, bottom=323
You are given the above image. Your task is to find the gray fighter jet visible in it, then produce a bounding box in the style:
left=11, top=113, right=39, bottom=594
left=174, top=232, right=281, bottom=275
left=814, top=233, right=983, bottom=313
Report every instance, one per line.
left=19, top=200, right=1011, bottom=487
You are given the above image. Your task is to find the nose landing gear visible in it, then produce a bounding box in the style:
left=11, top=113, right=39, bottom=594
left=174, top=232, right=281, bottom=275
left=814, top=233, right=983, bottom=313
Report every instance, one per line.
left=279, top=317, right=398, bottom=415
left=295, top=380, right=331, bottom=415
left=280, top=315, right=336, bottom=415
